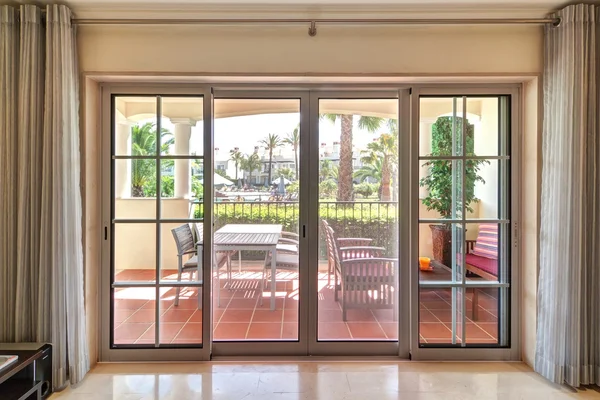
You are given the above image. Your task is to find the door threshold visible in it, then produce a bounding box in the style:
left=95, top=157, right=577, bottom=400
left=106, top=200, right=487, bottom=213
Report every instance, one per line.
left=210, top=355, right=410, bottom=362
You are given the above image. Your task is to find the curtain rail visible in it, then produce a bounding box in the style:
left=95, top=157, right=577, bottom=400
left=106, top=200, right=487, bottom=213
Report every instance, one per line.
left=70, top=17, right=561, bottom=35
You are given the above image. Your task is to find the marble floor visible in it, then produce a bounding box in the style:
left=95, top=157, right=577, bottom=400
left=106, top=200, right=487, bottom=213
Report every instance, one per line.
left=50, top=362, right=600, bottom=400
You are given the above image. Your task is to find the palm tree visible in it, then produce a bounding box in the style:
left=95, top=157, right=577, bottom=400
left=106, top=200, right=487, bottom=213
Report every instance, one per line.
left=273, top=167, right=294, bottom=181
left=321, top=114, right=385, bottom=201
left=359, top=131, right=398, bottom=201
left=260, top=133, right=282, bottom=186
left=229, top=148, right=244, bottom=188
left=283, top=125, right=300, bottom=180
left=131, top=122, right=174, bottom=197
left=319, top=159, right=338, bottom=182
left=241, top=153, right=262, bottom=187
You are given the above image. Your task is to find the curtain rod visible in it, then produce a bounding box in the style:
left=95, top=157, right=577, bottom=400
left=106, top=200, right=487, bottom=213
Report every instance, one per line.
left=71, top=17, right=561, bottom=36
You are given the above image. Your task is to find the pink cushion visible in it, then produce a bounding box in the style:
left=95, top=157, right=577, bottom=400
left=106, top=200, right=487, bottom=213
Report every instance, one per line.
left=465, top=253, right=498, bottom=277
left=472, top=224, right=498, bottom=259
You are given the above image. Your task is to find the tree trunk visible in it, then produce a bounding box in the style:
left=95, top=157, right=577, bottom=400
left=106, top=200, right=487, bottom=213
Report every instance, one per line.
left=132, top=185, right=144, bottom=197
left=337, top=114, right=354, bottom=201
left=293, top=145, right=299, bottom=180
left=380, top=156, right=392, bottom=201
left=267, top=149, right=273, bottom=187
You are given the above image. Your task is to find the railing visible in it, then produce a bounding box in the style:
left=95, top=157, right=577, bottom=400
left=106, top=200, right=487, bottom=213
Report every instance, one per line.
left=192, top=200, right=399, bottom=257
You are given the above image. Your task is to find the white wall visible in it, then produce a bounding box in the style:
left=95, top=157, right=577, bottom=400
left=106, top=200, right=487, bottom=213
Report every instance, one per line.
left=474, top=98, right=500, bottom=219
left=78, top=25, right=542, bottom=74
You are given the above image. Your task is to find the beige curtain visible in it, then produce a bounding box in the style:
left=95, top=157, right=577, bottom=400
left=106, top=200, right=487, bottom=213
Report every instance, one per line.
left=537, top=3, right=600, bottom=388
left=0, top=4, right=89, bottom=388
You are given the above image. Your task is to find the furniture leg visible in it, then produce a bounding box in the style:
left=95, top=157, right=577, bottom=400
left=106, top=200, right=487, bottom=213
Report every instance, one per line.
left=214, top=248, right=221, bottom=308
left=238, top=251, right=242, bottom=273
left=270, top=247, right=277, bottom=311
left=472, top=288, right=479, bottom=321
left=175, top=257, right=183, bottom=306
left=327, top=257, right=331, bottom=286
left=197, top=256, right=202, bottom=309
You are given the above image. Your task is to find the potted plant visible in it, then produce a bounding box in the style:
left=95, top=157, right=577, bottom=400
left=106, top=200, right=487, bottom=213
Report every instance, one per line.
left=419, top=116, right=488, bottom=267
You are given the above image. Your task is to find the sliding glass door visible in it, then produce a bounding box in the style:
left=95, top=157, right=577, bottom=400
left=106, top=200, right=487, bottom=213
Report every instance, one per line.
left=100, top=84, right=518, bottom=361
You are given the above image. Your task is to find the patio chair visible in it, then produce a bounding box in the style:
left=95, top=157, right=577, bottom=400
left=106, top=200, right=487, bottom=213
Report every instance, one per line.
left=276, top=231, right=300, bottom=254
left=323, top=223, right=386, bottom=303
left=321, top=219, right=374, bottom=286
left=339, top=257, right=398, bottom=322
left=171, top=224, right=233, bottom=307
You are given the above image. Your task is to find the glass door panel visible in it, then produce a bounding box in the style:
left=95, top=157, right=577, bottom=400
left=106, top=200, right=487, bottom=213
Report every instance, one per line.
left=417, top=96, right=511, bottom=347
left=110, top=95, right=205, bottom=348
left=316, top=98, right=400, bottom=342
left=212, top=98, right=301, bottom=342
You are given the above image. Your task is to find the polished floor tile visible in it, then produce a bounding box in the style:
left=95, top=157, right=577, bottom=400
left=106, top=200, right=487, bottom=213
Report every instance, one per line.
left=49, top=362, right=599, bottom=400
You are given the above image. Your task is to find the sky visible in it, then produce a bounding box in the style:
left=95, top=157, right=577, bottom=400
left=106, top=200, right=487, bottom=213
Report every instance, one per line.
left=159, top=113, right=392, bottom=157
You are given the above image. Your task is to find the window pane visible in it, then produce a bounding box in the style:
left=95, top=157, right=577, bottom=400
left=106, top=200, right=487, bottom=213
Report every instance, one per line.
left=114, top=223, right=156, bottom=283
left=160, top=97, right=204, bottom=156
left=113, top=287, right=156, bottom=346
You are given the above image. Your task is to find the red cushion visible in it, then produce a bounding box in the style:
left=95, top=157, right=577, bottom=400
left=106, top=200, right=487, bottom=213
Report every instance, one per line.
left=465, top=253, right=498, bottom=277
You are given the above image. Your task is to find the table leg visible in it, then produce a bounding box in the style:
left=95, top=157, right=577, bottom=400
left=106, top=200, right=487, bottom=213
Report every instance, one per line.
left=238, top=251, right=242, bottom=273
left=197, top=244, right=203, bottom=309
left=270, top=247, right=277, bottom=311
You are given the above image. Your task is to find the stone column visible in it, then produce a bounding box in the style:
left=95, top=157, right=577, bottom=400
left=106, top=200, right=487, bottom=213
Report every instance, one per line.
left=171, top=118, right=196, bottom=199
left=419, top=118, right=436, bottom=199
left=115, top=121, right=134, bottom=198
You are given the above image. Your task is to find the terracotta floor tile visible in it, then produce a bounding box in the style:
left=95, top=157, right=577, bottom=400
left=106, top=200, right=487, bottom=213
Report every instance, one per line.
left=428, top=310, right=456, bottom=323
left=227, top=297, right=259, bottom=309
left=114, top=299, right=149, bottom=310
left=347, top=322, right=387, bottom=340
left=174, top=323, right=204, bottom=341
left=317, top=298, right=341, bottom=310
left=172, top=298, right=202, bottom=310
left=114, top=323, right=152, bottom=342
left=419, top=322, right=452, bottom=339
left=423, top=338, right=460, bottom=344
left=418, top=309, right=440, bottom=323
left=318, top=323, right=351, bottom=340
left=252, top=309, right=283, bottom=323
left=213, top=322, right=249, bottom=340
left=378, top=322, right=399, bottom=340
left=463, top=322, right=496, bottom=341
left=160, top=308, right=195, bottom=323
left=472, top=308, right=499, bottom=322
left=114, top=309, right=137, bottom=324
left=283, top=308, right=298, bottom=323
left=133, top=339, right=156, bottom=345
left=127, top=309, right=157, bottom=323
left=137, top=323, right=186, bottom=343
left=171, top=338, right=203, bottom=344
left=343, top=309, right=376, bottom=322
left=318, top=309, right=343, bottom=322
left=372, top=309, right=395, bottom=322
left=285, top=298, right=299, bottom=309
left=246, top=323, right=282, bottom=340
left=187, top=309, right=204, bottom=323
left=419, top=291, right=442, bottom=301
left=281, top=323, right=298, bottom=340
left=474, top=322, right=499, bottom=339
left=255, top=297, right=285, bottom=310
left=421, top=300, right=451, bottom=310
left=220, top=309, right=254, bottom=323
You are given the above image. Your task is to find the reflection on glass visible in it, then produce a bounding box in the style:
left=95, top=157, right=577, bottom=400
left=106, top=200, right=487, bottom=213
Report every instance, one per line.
left=212, top=99, right=301, bottom=341
left=317, top=99, right=399, bottom=341
left=113, top=287, right=156, bottom=345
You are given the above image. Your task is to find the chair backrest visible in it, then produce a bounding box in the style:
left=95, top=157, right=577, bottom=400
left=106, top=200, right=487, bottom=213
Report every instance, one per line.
left=171, top=224, right=195, bottom=256
left=192, top=222, right=204, bottom=244
left=324, top=223, right=341, bottom=269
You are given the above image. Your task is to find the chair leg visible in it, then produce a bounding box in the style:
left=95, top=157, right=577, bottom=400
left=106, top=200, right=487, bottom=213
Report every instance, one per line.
left=334, top=268, right=339, bottom=302
left=175, top=257, right=183, bottom=306
left=472, top=288, right=479, bottom=321
left=327, top=258, right=332, bottom=286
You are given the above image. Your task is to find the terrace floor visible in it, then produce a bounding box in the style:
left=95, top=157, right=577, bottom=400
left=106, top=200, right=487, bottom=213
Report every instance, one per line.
left=113, top=264, right=499, bottom=345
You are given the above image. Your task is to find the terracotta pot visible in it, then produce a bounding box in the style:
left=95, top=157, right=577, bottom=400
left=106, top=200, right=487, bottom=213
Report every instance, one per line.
left=429, top=224, right=451, bottom=267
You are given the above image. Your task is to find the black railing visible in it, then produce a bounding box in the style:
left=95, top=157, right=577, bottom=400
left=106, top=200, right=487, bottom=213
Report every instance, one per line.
left=193, top=200, right=399, bottom=257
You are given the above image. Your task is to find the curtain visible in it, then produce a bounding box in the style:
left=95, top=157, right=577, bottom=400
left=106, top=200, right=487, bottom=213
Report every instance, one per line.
left=0, top=4, right=89, bottom=388
left=537, top=3, right=600, bottom=388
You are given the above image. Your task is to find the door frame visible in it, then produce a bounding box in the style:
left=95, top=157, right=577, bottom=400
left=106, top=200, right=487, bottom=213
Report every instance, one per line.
left=98, top=82, right=522, bottom=362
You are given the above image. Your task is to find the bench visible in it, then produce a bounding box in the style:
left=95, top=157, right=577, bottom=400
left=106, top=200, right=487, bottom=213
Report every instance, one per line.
left=465, top=224, right=498, bottom=320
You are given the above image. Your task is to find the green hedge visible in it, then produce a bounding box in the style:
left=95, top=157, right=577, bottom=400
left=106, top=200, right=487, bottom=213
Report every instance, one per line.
left=194, top=202, right=399, bottom=258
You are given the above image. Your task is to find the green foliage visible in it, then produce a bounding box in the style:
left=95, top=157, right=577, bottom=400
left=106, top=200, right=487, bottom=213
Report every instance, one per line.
left=419, top=117, right=488, bottom=219
left=130, top=122, right=174, bottom=197
left=229, top=148, right=244, bottom=186
left=215, top=168, right=233, bottom=181
left=192, top=177, right=204, bottom=199
left=319, top=179, right=337, bottom=198
left=287, top=181, right=299, bottom=194
left=193, top=201, right=398, bottom=258
left=142, top=175, right=174, bottom=197
left=283, top=125, right=300, bottom=180
left=319, top=160, right=338, bottom=182
left=240, top=153, right=262, bottom=186
left=354, top=182, right=377, bottom=198
left=274, top=167, right=294, bottom=181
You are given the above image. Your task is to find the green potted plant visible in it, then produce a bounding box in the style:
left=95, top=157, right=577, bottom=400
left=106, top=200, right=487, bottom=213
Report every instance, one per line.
left=419, top=116, right=488, bottom=267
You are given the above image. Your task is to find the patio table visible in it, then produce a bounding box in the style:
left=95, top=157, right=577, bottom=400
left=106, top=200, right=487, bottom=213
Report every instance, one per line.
left=200, top=224, right=282, bottom=311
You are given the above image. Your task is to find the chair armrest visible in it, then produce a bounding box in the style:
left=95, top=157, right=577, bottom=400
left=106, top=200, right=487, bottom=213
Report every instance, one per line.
left=278, top=238, right=299, bottom=245
left=281, top=231, right=300, bottom=239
